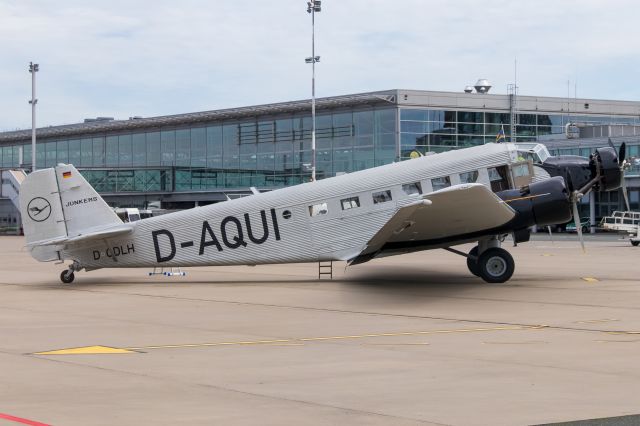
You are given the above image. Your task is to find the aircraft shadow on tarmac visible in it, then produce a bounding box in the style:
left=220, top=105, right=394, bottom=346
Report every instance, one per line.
left=38, top=265, right=514, bottom=305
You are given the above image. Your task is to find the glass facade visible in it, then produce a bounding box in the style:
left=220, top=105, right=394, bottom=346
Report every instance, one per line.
left=399, top=108, right=640, bottom=159
left=1, top=100, right=639, bottom=199
left=0, top=108, right=397, bottom=192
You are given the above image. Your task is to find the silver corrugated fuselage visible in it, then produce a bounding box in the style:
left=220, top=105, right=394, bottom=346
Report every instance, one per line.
left=63, top=143, right=519, bottom=270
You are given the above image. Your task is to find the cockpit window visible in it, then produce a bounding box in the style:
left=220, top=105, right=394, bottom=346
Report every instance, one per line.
left=488, top=166, right=509, bottom=192
left=516, top=143, right=550, bottom=164
left=512, top=163, right=530, bottom=178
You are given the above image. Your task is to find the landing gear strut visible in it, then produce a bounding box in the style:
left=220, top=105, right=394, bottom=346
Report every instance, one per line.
left=60, top=261, right=81, bottom=284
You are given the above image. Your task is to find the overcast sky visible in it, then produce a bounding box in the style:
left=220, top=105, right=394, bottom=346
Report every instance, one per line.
left=1, top=0, right=639, bottom=130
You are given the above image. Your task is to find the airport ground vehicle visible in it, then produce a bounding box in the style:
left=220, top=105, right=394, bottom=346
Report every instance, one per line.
left=113, top=208, right=154, bottom=222
left=566, top=217, right=591, bottom=233
left=600, top=211, right=640, bottom=246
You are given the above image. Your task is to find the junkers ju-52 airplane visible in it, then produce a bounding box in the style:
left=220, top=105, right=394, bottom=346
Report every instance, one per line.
left=19, top=141, right=625, bottom=284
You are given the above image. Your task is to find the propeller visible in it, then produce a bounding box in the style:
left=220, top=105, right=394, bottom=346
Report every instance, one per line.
left=565, top=170, right=586, bottom=253
left=621, top=169, right=630, bottom=211
left=608, top=138, right=630, bottom=211
left=572, top=196, right=585, bottom=253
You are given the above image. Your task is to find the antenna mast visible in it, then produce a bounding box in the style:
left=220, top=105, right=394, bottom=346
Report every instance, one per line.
left=507, top=58, right=518, bottom=143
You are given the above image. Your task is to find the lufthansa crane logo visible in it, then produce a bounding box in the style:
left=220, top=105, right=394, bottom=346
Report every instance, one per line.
left=27, top=197, right=52, bottom=222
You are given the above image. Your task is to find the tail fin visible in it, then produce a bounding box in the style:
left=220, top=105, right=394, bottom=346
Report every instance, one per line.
left=19, top=164, right=122, bottom=246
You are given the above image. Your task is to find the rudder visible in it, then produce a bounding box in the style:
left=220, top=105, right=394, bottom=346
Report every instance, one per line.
left=19, top=168, right=67, bottom=246
left=19, top=164, right=122, bottom=247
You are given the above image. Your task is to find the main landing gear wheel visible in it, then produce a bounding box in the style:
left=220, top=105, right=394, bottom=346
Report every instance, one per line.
left=631, top=241, right=639, bottom=247
left=466, top=246, right=480, bottom=277
left=60, top=270, right=75, bottom=284
left=477, top=247, right=515, bottom=284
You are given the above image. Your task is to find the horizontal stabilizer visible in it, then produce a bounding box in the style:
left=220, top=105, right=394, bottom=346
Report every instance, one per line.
left=27, top=225, right=133, bottom=247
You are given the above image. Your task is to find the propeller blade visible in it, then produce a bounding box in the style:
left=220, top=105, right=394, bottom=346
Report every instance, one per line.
left=565, top=167, right=575, bottom=192
left=608, top=137, right=616, bottom=152
left=622, top=176, right=631, bottom=211
left=572, top=198, right=586, bottom=253
left=619, top=142, right=626, bottom=164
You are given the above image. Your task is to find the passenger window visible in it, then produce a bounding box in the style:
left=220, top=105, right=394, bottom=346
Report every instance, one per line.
left=402, top=182, right=422, bottom=196
left=309, top=202, right=328, bottom=217
left=341, top=196, right=360, bottom=210
left=512, top=163, right=530, bottom=178
left=459, top=171, right=479, bottom=184
left=372, top=190, right=392, bottom=204
left=488, top=166, right=509, bottom=192
left=431, top=176, right=451, bottom=191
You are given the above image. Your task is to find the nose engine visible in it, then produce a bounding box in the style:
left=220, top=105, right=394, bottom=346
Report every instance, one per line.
left=513, top=141, right=626, bottom=251
left=593, top=147, right=622, bottom=191
left=497, top=176, right=572, bottom=230
left=540, top=146, right=622, bottom=194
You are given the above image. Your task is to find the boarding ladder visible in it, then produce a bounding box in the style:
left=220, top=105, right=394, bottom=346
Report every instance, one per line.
left=318, top=261, right=333, bottom=280
left=1, top=169, right=27, bottom=210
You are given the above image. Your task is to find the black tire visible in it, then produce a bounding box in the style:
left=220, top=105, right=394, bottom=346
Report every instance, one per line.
left=466, top=246, right=480, bottom=277
left=632, top=241, right=640, bottom=247
left=60, top=270, right=75, bottom=284
left=477, top=248, right=515, bottom=284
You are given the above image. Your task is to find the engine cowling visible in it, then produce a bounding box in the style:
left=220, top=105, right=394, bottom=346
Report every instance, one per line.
left=539, top=146, right=622, bottom=193
left=497, top=176, right=572, bottom=229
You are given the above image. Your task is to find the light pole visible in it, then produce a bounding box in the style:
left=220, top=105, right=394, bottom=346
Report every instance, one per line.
left=306, top=0, right=321, bottom=182
left=29, top=62, right=39, bottom=172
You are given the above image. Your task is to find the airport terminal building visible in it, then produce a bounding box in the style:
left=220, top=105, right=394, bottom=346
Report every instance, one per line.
left=1, top=88, right=640, bottom=225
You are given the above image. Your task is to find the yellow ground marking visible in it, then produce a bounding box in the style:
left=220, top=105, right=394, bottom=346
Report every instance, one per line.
left=482, top=340, right=548, bottom=345
left=581, top=277, right=599, bottom=283
left=594, top=339, right=640, bottom=343
left=364, top=342, right=431, bottom=346
left=34, top=345, right=135, bottom=355
left=575, top=319, right=619, bottom=324
left=542, top=253, right=554, bottom=257
left=33, top=325, right=546, bottom=355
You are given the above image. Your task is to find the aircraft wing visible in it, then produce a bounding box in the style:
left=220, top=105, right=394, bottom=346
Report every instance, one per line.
left=26, top=225, right=134, bottom=248
left=351, top=184, right=516, bottom=263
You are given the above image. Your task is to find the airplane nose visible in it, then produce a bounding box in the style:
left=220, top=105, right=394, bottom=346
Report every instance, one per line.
left=592, top=146, right=622, bottom=192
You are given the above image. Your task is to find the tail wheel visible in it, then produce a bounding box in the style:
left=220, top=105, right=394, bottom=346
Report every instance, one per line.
left=60, top=270, right=75, bottom=284
left=478, top=247, right=515, bottom=284
left=466, top=246, right=480, bottom=276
